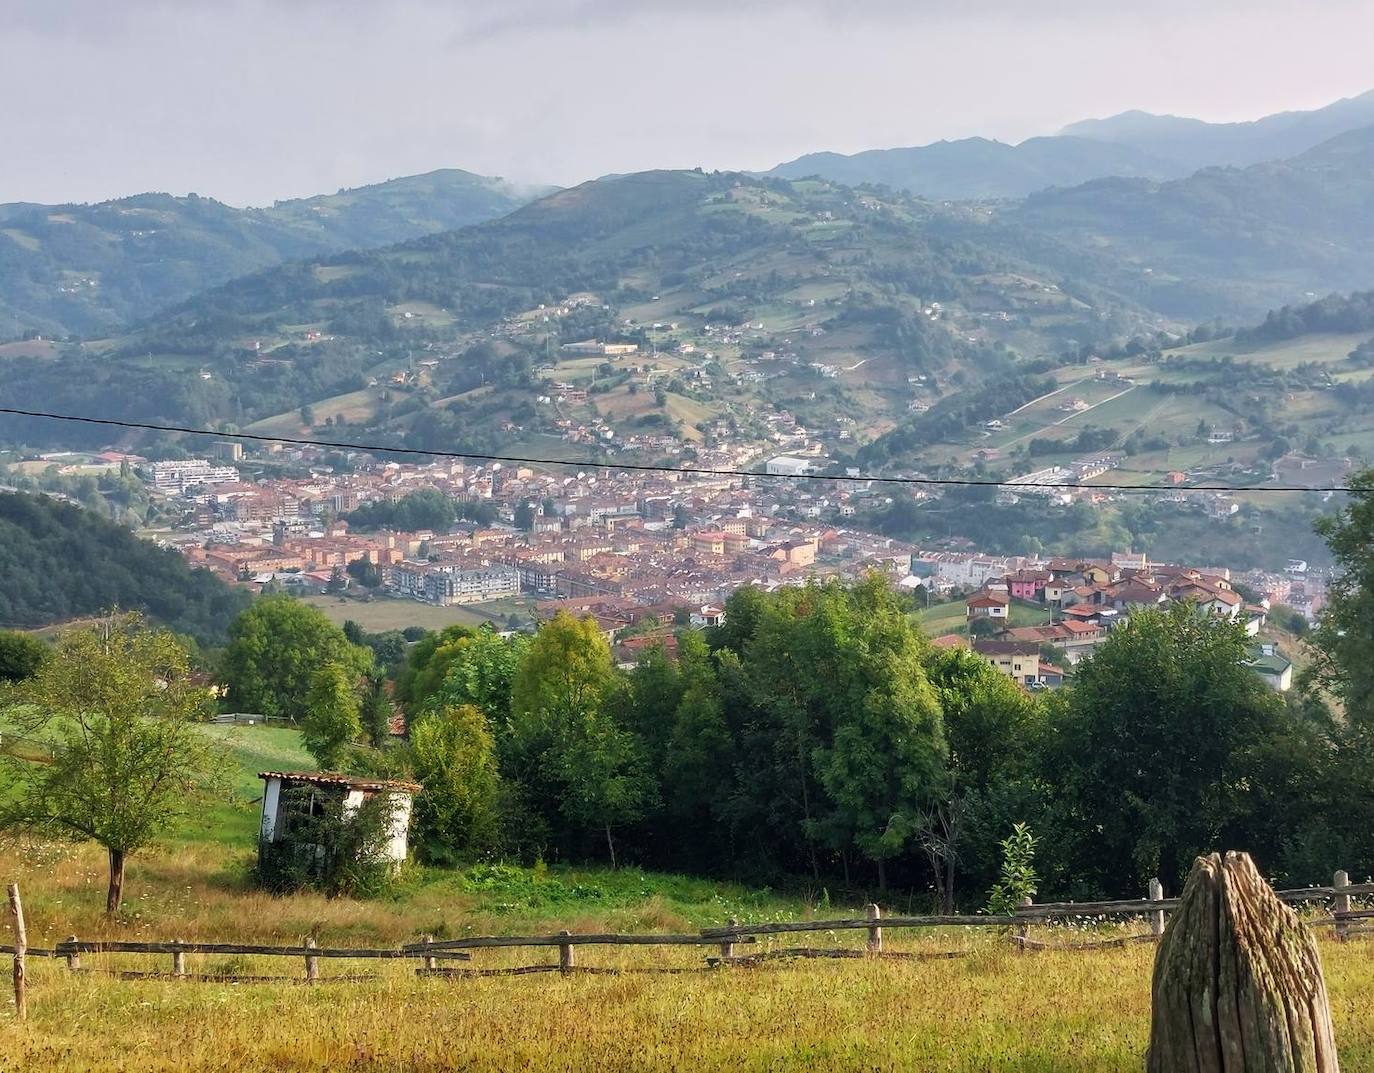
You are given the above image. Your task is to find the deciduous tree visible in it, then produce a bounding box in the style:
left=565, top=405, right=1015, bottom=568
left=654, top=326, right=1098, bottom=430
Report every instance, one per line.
left=1, top=615, right=224, bottom=912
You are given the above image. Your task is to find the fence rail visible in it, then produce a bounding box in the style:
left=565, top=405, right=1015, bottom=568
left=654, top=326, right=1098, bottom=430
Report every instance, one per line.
left=6, top=870, right=1373, bottom=1016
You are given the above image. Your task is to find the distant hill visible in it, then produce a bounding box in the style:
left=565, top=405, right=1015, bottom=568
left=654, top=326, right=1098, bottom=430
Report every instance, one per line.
left=1061, top=89, right=1374, bottom=171
left=1006, top=125, right=1374, bottom=319
left=0, top=170, right=553, bottom=337
left=0, top=492, right=249, bottom=643
left=767, top=90, right=1374, bottom=201
left=769, top=136, right=1176, bottom=199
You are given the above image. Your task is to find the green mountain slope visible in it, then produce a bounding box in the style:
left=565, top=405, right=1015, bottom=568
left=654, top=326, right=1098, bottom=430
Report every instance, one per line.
left=0, top=170, right=552, bottom=337
left=0, top=170, right=1155, bottom=452
left=1005, top=126, right=1374, bottom=320
left=0, top=492, right=249, bottom=642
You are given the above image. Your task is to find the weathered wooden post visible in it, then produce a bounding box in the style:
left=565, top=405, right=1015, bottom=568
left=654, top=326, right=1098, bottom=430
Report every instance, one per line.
left=1148, top=878, right=1166, bottom=939
left=172, top=938, right=186, bottom=978
left=718, top=917, right=738, bottom=962
left=420, top=934, right=436, bottom=972
left=64, top=934, right=80, bottom=972
left=1333, top=870, right=1350, bottom=943
left=7, top=884, right=25, bottom=1021
left=1147, top=851, right=1338, bottom=1073
left=866, top=903, right=883, bottom=955
left=304, top=937, right=319, bottom=983
left=558, top=930, right=575, bottom=973
left=1013, top=895, right=1031, bottom=954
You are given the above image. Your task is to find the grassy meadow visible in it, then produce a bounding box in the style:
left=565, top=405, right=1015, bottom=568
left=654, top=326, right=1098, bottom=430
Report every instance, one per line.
left=3, top=935, right=1374, bottom=1071
left=5, top=726, right=1374, bottom=1070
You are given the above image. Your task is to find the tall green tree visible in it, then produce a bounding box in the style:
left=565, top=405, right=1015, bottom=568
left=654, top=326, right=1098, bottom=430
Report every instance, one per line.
left=1049, top=604, right=1301, bottom=895
left=806, top=579, right=946, bottom=889
left=301, top=661, right=363, bottom=769
left=1309, top=468, right=1374, bottom=724
left=0, top=616, right=224, bottom=912
left=661, top=631, right=734, bottom=865
left=924, top=648, right=1046, bottom=911
left=409, top=703, right=503, bottom=863
left=415, top=627, right=528, bottom=722
left=509, top=612, right=651, bottom=863
left=220, top=595, right=372, bottom=720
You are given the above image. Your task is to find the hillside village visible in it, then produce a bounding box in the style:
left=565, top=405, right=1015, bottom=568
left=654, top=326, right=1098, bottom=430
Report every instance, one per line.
left=33, top=441, right=1317, bottom=694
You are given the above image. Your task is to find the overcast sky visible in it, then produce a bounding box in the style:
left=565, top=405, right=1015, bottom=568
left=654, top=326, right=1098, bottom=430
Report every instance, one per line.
left=5, top=0, right=1374, bottom=206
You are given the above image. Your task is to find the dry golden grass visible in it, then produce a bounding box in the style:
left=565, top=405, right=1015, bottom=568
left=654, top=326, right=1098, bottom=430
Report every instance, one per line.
left=2, top=940, right=1373, bottom=1071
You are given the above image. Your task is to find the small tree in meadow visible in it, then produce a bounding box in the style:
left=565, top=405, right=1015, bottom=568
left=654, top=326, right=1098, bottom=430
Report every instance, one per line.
left=985, top=822, right=1038, bottom=918
left=0, top=615, right=224, bottom=913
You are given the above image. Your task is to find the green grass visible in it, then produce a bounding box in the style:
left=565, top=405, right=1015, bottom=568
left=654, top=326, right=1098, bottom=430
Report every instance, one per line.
left=917, top=600, right=968, bottom=637
left=7, top=724, right=1374, bottom=1070
left=299, top=594, right=531, bottom=633
left=181, top=724, right=317, bottom=844
left=3, top=935, right=1373, bottom=1071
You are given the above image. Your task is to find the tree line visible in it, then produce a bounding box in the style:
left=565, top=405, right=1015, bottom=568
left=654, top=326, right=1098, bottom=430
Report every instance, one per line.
left=12, top=474, right=1374, bottom=913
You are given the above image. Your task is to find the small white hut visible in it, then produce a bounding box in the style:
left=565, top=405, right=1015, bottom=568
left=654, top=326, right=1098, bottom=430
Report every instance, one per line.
left=258, top=771, right=420, bottom=866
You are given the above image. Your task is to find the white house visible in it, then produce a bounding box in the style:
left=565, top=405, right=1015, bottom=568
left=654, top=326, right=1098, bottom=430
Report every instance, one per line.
left=258, top=771, right=419, bottom=867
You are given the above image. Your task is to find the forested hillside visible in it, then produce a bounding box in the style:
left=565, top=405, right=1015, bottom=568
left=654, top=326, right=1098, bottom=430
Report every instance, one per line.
left=0, top=492, right=248, bottom=643
left=0, top=170, right=1138, bottom=451
left=1009, top=127, right=1374, bottom=319
left=0, top=170, right=549, bottom=336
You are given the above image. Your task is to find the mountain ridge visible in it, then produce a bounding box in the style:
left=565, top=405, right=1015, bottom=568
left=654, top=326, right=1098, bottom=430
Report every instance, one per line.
left=0, top=169, right=555, bottom=338
left=767, top=89, right=1374, bottom=201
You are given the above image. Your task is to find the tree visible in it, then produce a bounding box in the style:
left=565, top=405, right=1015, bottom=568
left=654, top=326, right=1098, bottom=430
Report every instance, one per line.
left=326, top=565, right=348, bottom=593
left=0, top=631, right=48, bottom=682
left=513, top=499, right=535, bottom=531
left=807, top=579, right=946, bottom=889
left=554, top=708, right=654, bottom=868
left=0, top=616, right=224, bottom=912
left=220, top=595, right=372, bottom=720
left=672, top=503, right=690, bottom=529
left=360, top=675, right=394, bottom=747
left=301, top=661, right=363, bottom=769
left=1049, top=605, right=1301, bottom=895
left=924, top=647, right=1045, bottom=911
left=409, top=703, right=503, bottom=863
left=509, top=612, right=649, bottom=863
left=1309, top=468, right=1374, bottom=725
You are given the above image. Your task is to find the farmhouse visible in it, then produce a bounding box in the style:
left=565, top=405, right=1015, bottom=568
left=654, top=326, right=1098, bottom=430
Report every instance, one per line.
left=258, top=771, right=420, bottom=868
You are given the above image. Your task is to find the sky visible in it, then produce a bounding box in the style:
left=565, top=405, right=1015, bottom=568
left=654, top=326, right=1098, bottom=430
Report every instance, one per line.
left=5, top=0, right=1374, bottom=206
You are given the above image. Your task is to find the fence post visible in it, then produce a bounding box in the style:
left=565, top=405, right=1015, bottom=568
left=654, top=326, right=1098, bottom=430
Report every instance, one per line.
left=1148, top=878, right=1166, bottom=939
left=65, top=934, right=80, bottom=972
left=718, top=917, right=738, bottom=962
left=305, top=937, right=319, bottom=982
left=7, top=883, right=26, bottom=1021
left=1014, top=895, right=1032, bottom=954
left=1333, top=870, right=1350, bottom=943
left=866, top=903, right=883, bottom=955
left=172, top=938, right=186, bottom=978
left=421, top=934, right=436, bottom=973
left=558, top=930, right=574, bottom=972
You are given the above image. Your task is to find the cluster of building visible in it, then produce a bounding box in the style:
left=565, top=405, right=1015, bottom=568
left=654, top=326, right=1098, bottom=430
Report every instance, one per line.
left=153, top=452, right=916, bottom=621
left=930, top=555, right=1298, bottom=692
left=139, top=448, right=1311, bottom=689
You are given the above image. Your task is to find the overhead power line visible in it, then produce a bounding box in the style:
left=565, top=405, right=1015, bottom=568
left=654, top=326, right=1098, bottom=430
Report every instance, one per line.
left=0, top=405, right=1353, bottom=495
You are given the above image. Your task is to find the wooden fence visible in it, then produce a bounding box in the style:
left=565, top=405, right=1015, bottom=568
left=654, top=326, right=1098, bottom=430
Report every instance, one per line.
left=5, top=873, right=1373, bottom=1018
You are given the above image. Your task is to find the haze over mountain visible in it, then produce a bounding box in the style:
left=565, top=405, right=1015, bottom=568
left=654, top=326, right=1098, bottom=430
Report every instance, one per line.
left=768, top=90, right=1374, bottom=200
left=0, top=169, right=554, bottom=337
